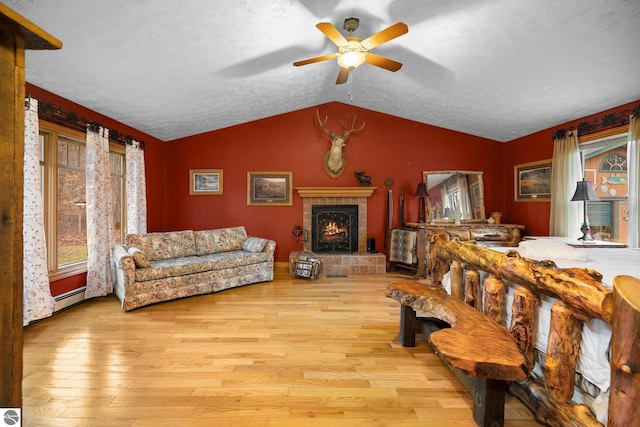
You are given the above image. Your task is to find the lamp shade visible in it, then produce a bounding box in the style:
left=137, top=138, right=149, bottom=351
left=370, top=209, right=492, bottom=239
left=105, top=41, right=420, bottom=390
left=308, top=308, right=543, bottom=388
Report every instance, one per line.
left=414, top=182, right=428, bottom=198
left=571, top=179, right=600, bottom=202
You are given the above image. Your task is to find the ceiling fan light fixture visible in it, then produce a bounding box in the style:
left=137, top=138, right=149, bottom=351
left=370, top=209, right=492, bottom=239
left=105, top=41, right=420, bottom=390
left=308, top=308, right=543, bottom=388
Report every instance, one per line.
left=337, top=50, right=366, bottom=69
left=293, top=19, right=408, bottom=84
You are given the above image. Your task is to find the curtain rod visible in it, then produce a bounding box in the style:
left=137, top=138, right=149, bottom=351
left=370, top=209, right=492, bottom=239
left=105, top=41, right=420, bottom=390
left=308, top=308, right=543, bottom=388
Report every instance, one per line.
left=30, top=96, right=146, bottom=149
left=552, top=104, right=640, bottom=141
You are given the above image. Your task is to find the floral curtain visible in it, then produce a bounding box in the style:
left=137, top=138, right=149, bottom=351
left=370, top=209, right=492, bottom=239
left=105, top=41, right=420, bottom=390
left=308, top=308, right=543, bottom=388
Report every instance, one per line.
left=549, top=132, right=582, bottom=237
left=627, top=115, right=640, bottom=248
left=23, top=98, right=54, bottom=325
left=85, top=126, right=115, bottom=299
left=125, top=140, right=147, bottom=234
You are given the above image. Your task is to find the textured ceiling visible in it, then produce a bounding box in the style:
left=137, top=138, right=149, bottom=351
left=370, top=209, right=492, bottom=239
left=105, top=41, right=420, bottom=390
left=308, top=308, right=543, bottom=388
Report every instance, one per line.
left=4, top=0, right=640, bottom=142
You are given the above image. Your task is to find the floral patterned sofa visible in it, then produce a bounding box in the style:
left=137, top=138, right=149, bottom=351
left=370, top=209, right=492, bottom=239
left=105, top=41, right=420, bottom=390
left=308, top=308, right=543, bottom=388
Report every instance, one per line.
left=113, top=226, right=275, bottom=311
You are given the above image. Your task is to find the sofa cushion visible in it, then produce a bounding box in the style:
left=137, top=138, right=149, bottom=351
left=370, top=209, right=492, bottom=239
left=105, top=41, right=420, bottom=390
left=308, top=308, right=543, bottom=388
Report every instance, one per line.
left=198, top=250, right=267, bottom=270
left=127, top=230, right=196, bottom=261
left=128, top=247, right=151, bottom=268
left=243, top=237, right=268, bottom=253
left=134, top=256, right=214, bottom=282
left=194, top=226, right=247, bottom=256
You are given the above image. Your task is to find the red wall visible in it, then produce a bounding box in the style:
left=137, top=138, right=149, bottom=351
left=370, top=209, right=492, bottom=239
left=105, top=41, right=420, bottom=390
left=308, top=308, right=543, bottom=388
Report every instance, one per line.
left=503, top=100, right=640, bottom=236
left=29, top=83, right=639, bottom=292
left=26, top=84, right=167, bottom=296
left=164, top=102, right=503, bottom=262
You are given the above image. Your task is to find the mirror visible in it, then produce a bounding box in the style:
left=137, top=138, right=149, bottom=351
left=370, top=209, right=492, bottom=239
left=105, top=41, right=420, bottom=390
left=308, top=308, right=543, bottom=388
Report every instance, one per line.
left=422, top=170, right=485, bottom=221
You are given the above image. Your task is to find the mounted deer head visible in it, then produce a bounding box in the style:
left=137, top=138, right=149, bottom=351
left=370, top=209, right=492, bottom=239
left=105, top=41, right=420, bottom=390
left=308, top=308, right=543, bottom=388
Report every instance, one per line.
left=316, top=109, right=366, bottom=178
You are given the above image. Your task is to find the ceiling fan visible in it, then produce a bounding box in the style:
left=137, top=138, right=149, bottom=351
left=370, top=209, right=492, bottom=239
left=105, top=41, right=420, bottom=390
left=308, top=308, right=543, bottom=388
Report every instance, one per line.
left=293, top=17, right=409, bottom=84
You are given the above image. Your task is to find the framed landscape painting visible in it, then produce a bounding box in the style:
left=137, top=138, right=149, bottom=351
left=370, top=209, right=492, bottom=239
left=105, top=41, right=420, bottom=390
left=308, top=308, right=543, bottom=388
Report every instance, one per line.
left=515, top=160, right=552, bottom=201
left=189, top=169, right=223, bottom=195
left=247, top=171, right=292, bottom=206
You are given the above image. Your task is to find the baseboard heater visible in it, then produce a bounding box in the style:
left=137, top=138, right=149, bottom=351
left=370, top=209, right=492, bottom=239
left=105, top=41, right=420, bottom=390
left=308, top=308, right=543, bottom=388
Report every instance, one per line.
left=53, top=286, right=86, bottom=312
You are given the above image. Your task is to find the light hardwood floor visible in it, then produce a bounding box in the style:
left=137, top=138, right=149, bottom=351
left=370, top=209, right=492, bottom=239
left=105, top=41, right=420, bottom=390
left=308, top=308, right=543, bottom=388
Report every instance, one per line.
left=23, top=267, right=540, bottom=426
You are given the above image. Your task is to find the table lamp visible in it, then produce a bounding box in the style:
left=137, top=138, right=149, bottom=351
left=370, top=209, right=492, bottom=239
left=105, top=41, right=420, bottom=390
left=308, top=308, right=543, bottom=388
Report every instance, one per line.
left=570, top=178, right=599, bottom=240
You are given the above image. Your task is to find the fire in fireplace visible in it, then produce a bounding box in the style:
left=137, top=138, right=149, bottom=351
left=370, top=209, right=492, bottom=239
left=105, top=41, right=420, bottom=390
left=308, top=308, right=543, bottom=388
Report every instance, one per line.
left=312, top=205, right=358, bottom=253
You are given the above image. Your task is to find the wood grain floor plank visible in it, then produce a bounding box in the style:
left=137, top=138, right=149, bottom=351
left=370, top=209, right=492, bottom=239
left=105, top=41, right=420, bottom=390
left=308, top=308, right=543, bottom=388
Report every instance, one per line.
left=22, top=268, right=540, bottom=426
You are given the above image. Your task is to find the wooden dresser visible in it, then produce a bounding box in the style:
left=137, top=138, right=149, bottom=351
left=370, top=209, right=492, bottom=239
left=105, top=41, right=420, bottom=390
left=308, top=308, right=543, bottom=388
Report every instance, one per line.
left=405, top=222, right=524, bottom=279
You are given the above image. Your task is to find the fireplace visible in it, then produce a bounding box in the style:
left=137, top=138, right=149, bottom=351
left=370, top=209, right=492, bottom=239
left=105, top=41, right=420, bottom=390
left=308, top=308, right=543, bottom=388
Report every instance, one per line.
left=312, top=205, right=358, bottom=253
left=292, top=187, right=385, bottom=275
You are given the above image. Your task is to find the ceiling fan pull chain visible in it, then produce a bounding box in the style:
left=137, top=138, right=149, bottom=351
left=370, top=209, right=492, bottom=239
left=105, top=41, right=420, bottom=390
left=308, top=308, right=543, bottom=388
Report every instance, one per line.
left=347, top=72, right=354, bottom=102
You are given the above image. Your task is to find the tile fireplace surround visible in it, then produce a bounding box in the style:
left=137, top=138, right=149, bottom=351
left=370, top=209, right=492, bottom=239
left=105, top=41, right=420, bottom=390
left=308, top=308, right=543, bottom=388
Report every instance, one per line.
left=291, top=187, right=386, bottom=276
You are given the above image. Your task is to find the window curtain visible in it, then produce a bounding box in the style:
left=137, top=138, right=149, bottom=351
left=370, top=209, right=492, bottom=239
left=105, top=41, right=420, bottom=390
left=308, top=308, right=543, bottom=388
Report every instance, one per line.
left=627, top=115, right=640, bottom=248
left=85, top=126, right=115, bottom=299
left=23, top=98, right=54, bottom=325
left=549, top=132, right=582, bottom=237
left=125, top=140, right=147, bottom=234
left=456, top=174, right=472, bottom=219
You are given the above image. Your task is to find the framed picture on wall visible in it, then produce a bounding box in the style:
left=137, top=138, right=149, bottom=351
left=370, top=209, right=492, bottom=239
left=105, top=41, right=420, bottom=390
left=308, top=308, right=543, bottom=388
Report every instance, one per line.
left=515, top=160, right=552, bottom=202
left=247, top=171, right=293, bottom=206
left=189, top=169, right=223, bottom=195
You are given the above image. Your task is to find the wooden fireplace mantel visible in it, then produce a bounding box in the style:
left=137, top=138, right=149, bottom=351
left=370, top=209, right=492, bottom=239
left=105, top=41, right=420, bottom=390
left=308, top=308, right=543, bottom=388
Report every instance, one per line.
left=295, top=187, right=377, bottom=198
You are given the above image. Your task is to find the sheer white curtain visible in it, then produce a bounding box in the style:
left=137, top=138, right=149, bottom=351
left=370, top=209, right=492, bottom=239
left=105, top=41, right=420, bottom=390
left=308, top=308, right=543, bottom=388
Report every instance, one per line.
left=125, top=140, right=147, bottom=234
left=627, top=115, right=640, bottom=248
left=23, top=98, right=54, bottom=325
left=85, top=126, right=115, bottom=299
left=549, top=132, right=583, bottom=237
left=456, top=174, right=472, bottom=219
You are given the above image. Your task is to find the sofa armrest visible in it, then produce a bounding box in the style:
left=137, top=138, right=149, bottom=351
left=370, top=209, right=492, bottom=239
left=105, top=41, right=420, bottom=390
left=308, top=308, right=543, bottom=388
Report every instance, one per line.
left=113, top=245, right=136, bottom=305
left=263, top=239, right=276, bottom=263
left=246, top=236, right=276, bottom=263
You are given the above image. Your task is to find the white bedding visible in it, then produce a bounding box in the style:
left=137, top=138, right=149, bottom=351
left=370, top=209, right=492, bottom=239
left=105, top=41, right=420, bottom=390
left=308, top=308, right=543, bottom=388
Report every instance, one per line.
left=509, top=246, right=640, bottom=391
left=438, top=242, right=640, bottom=423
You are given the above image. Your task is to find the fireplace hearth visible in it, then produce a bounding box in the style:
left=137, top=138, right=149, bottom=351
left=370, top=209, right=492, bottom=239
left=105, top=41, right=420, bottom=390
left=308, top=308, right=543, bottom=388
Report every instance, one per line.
left=312, top=205, right=358, bottom=253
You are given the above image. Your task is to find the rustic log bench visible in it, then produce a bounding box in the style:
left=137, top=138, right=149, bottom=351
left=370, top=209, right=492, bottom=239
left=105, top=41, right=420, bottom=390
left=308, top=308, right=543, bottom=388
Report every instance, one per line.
left=409, top=232, right=640, bottom=427
left=386, top=280, right=529, bottom=426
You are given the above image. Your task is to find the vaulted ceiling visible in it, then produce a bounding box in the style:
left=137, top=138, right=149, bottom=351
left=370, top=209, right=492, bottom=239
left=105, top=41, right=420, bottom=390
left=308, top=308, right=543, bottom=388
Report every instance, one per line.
left=5, top=0, right=640, bottom=142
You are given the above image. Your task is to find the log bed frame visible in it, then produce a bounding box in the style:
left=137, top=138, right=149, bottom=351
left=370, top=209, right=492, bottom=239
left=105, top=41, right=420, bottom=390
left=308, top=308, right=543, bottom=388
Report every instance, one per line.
left=386, top=232, right=640, bottom=427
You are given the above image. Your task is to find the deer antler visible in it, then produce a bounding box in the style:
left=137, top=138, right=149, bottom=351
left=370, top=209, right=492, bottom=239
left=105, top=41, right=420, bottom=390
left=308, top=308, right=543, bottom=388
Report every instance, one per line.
left=340, top=115, right=366, bottom=139
left=316, top=109, right=332, bottom=136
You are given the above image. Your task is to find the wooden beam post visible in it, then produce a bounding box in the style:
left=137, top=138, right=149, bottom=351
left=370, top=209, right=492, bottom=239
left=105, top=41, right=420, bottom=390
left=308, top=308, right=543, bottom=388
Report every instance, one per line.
left=544, top=301, right=582, bottom=402
left=399, top=304, right=417, bottom=347
left=484, top=274, right=506, bottom=326
left=509, top=286, right=539, bottom=371
left=0, top=3, right=61, bottom=409
left=609, top=275, right=640, bottom=426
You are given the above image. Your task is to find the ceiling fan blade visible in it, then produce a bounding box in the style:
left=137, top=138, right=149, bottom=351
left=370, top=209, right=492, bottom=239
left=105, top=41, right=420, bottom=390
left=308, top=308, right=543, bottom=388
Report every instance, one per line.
left=336, top=67, right=350, bottom=84
left=365, top=53, right=403, bottom=72
left=293, top=53, right=337, bottom=67
left=360, top=22, right=408, bottom=50
left=316, top=22, right=349, bottom=47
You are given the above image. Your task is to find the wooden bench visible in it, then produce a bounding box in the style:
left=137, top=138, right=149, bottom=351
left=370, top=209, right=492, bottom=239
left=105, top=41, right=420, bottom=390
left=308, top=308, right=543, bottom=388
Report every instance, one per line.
left=411, top=233, right=640, bottom=427
left=386, top=280, right=529, bottom=426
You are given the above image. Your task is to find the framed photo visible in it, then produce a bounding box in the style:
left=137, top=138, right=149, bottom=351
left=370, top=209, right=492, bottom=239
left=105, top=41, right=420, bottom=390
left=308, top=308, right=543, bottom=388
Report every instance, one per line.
left=247, top=171, right=293, bottom=206
left=515, top=160, right=552, bottom=201
left=189, top=169, right=223, bottom=195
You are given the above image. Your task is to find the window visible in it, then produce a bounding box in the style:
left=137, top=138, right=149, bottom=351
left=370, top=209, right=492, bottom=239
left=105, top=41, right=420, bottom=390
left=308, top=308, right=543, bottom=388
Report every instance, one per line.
left=579, top=129, right=629, bottom=243
left=111, top=151, right=125, bottom=245
left=56, top=136, right=87, bottom=266
left=40, top=122, right=125, bottom=279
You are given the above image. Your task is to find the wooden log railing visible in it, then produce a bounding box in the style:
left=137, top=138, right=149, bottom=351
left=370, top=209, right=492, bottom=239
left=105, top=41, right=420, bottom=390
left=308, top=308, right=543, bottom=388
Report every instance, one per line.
left=422, top=233, right=640, bottom=427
